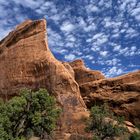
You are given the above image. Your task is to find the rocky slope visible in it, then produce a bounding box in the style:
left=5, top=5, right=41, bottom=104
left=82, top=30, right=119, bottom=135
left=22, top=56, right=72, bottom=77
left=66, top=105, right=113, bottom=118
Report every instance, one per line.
left=69, top=60, right=140, bottom=125
left=0, top=19, right=90, bottom=140
left=0, top=19, right=139, bottom=139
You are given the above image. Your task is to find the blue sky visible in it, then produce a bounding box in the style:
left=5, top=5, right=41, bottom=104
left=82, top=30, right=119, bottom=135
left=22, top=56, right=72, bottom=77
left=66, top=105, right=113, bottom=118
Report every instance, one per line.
left=0, top=0, right=140, bottom=77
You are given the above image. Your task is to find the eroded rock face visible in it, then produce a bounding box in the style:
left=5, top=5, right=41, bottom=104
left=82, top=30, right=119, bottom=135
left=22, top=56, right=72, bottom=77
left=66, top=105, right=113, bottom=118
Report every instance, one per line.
left=67, top=59, right=140, bottom=125
left=62, top=62, right=75, bottom=78
left=0, top=19, right=89, bottom=139
left=0, top=19, right=139, bottom=139
left=79, top=70, right=140, bottom=125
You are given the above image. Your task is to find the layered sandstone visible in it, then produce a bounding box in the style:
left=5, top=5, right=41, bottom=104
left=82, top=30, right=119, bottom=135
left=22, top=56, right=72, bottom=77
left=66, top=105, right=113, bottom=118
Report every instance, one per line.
left=79, top=70, right=140, bottom=125
left=0, top=19, right=90, bottom=140
left=68, top=59, right=140, bottom=125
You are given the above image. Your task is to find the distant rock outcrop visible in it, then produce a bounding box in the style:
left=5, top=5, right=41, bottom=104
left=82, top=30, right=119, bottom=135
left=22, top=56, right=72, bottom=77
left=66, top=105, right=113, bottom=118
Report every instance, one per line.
left=0, top=19, right=90, bottom=140
left=67, top=59, right=140, bottom=125
left=79, top=70, right=140, bottom=125
left=68, top=59, right=105, bottom=85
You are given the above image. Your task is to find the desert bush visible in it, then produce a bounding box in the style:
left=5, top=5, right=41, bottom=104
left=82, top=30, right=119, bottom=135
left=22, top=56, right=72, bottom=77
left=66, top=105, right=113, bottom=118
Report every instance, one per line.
left=86, top=104, right=127, bottom=140
left=130, top=132, right=140, bottom=140
left=0, top=88, right=61, bottom=140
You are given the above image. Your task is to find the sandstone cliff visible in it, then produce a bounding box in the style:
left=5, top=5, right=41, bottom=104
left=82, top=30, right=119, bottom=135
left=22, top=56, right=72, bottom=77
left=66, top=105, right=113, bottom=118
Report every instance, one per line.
left=0, top=19, right=139, bottom=139
left=0, top=19, right=90, bottom=140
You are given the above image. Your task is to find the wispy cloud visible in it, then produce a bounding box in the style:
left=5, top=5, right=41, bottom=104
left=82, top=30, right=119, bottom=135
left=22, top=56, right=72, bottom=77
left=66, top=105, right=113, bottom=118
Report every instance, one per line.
left=60, top=21, right=75, bottom=32
left=0, top=0, right=139, bottom=77
left=64, top=54, right=76, bottom=61
left=100, top=51, right=108, bottom=57
left=104, top=66, right=124, bottom=77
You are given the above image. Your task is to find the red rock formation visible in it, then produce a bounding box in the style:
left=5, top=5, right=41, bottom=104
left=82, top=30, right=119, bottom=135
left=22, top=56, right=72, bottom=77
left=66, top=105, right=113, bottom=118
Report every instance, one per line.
left=0, top=19, right=139, bottom=139
left=79, top=70, right=140, bottom=125
left=67, top=59, right=140, bottom=125
left=0, top=19, right=90, bottom=139
left=68, top=59, right=105, bottom=85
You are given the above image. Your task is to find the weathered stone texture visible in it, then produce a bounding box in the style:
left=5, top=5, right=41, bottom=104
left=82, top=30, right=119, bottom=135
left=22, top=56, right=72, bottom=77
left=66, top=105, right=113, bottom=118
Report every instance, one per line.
left=0, top=19, right=89, bottom=139
left=0, top=19, right=140, bottom=139
left=80, top=70, right=140, bottom=125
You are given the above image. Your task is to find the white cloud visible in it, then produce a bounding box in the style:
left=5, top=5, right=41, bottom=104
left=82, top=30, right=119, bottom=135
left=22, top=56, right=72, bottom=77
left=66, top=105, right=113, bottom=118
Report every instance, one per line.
left=91, top=60, right=96, bottom=64
left=98, top=37, right=108, bottom=44
left=64, top=42, right=75, bottom=48
left=91, top=46, right=100, bottom=52
left=86, top=38, right=92, bottom=43
left=61, top=21, right=75, bottom=32
left=0, top=0, right=139, bottom=78
left=113, top=44, right=140, bottom=57
left=93, top=33, right=103, bottom=40
left=123, top=47, right=140, bottom=56
left=130, top=6, right=140, bottom=21
left=111, top=33, right=120, bottom=38
left=85, top=23, right=96, bottom=32
left=64, top=54, right=76, bottom=61
left=125, top=28, right=139, bottom=38
left=119, top=0, right=136, bottom=11
left=86, top=4, right=99, bottom=13
left=66, top=34, right=76, bottom=42
left=47, top=27, right=64, bottom=53
left=57, top=49, right=68, bottom=55
left=131, top=46, right=136, bottom=51
left=94, top=34, right=108, bottom=45
left=90, top=6, right=99, bottom=12
left=131, top=7, right=140, bottom=16
left=105, top=67, right=124, bottom=77
left=0, top=28, right=11, bottom=40
left=13, top=0, right=44, bottom=9
left=82, top=55, right=94, bottom=60
left=77, top=17, right=96, bottom=32
left=106, top=58, right=121, bottom=66
left=97, top=57, right=122, bottom=66
left=36, top=1, right=58, bottom=15
left=128, top=64, right=140, bottom=68
left=113, top=45, right=121, bottom=51
left=77, top=17, right=87, bottom=27
left=104, top=18, right=122, bottom=28
left=100, top=51, right=108, bottom=57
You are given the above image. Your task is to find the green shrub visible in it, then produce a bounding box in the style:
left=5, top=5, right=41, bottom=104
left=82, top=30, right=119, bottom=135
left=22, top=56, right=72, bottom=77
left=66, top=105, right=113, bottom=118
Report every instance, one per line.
left=92, top=135, right=100, bottom=140
left=0, top=88, right=61, bottom=140
left=130, top=132, right=140, bottom=140
left=86, top=104, right=127, bottom=140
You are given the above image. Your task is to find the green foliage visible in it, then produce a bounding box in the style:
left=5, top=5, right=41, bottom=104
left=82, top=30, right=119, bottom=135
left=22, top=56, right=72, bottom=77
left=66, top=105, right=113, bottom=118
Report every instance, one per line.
left=86, top=104, right=127, bottom=140
left=0, top=88, right=61, bottom=140
left=130, top=132, right=140, bottom=140
left=92, top=135, right=100, bottom=140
